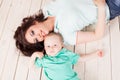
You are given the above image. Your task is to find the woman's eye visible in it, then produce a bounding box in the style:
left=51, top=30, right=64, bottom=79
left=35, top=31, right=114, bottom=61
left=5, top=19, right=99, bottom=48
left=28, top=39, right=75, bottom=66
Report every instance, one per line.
left=54, top=44, right=57, bottom=46
left=47, top=46, right=50, bottom=48
left=31, top=30, right=34, bottom=36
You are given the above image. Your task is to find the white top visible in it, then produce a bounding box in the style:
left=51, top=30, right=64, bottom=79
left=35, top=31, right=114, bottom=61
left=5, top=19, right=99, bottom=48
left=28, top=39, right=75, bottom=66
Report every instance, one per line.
left=43, top=0, right=110, bottom=45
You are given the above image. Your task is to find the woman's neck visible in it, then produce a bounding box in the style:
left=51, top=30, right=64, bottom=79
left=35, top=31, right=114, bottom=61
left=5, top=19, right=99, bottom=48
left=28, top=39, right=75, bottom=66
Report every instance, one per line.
left=44, top=17, right=55, bottom=32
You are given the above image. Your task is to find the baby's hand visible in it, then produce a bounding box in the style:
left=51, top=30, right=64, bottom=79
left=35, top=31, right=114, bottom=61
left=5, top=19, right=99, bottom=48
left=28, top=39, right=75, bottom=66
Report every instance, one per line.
left=97, top=50, right=104, bottom=57
left=31, top=51, right=44, bottom=59
left=29, top=52, right=44, bottom=69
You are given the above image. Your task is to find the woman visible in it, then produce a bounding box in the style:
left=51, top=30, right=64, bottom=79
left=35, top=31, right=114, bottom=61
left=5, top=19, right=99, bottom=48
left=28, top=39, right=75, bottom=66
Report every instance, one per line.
left=14, top=0, right=120, bottom=56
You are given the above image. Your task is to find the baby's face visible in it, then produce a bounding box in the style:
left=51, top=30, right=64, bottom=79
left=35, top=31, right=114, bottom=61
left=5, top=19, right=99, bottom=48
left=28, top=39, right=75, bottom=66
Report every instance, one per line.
left=44, top=35, right=63, bottom=56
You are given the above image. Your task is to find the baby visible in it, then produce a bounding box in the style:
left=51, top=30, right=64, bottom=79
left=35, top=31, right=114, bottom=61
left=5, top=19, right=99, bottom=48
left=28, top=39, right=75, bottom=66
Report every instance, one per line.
left=30, top=32, right=104, bottom=80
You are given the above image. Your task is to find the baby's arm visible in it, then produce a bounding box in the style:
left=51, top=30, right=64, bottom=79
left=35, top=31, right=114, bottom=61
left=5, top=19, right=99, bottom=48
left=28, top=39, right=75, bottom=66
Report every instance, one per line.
left=29, top=52, right=44, bottom=68
left=78, top=50, right=104, bottom=62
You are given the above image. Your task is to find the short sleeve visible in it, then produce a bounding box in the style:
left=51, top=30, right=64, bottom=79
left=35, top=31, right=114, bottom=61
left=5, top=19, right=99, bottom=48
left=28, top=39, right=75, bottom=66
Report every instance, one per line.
left=67, top=50, right=80, bottom=64
left=71, top=53, right=80, bottom=64
left=35, top=57, right=43, bottom=67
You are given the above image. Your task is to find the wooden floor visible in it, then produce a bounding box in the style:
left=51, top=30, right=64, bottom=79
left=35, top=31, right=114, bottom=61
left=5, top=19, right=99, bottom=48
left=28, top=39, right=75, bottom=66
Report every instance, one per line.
left=0, top=0, right=120, bottom=80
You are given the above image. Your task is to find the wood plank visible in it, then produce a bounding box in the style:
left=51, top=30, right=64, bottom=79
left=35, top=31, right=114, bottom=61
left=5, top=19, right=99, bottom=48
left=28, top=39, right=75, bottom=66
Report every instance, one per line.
left=2, top=0, right=35, bottom=80
left=85, top=38, right=111, bottom=80
left=0, top=37, right=19, bottom=80
left=0, top=0, right=4, bottom=8
left=97, top=25, right=111, bottom=80
left=74, top=22, right=112, bottom=80
left=110, top=17, right=120, bottom=80
left=0, top=34, right=11, bottom=79
left=0, top=0, right=33, bottom=79
left=14, top=56, right=30, bottom=80
left=28, top=0, right=42, bottom=15
left=0, top=0, right=14, bottom=78
left=9, top=0, right=33, bottom=80
left=27, top=67, right=41, bottom=80
left=41, top=0, right=52, bottom=9
left=0, top=1, right=43, bottom=80
left=0, top=0, right=13, bottom=38
left=83, top=22, right=111, bottom=80
left=74, top=27, right=95, bottom=80
left=74, top=44, right=86, bottom=80
left=40, top=0, right=53, bottom=79
left=27, top=0, right=43, bottom=80
left=85, top=41, right=98, bottom=80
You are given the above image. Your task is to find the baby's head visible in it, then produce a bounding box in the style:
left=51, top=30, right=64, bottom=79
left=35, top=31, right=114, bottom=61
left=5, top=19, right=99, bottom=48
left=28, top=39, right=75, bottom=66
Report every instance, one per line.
left=44, top=32, right=64, bottom=56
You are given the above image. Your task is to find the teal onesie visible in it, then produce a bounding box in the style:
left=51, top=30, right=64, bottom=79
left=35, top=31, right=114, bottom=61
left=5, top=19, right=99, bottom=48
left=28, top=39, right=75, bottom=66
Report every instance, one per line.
left=35, top=48, right=80, bottom=80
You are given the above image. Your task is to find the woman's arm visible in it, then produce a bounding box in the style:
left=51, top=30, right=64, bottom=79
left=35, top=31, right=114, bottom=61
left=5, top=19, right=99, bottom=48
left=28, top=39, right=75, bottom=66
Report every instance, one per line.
left=78, top=49, right=103, bottom=62
left=76, top=0, right=106, bottom=44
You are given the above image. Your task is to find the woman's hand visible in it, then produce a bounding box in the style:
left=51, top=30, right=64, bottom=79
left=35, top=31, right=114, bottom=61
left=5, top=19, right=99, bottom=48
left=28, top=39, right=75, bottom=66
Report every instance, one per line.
left=96, top=49, right=104, bottom=57
left=29, top=51, right=44, bottom=69
left=93, top=0, right=106, bottom=7
left=78, top=49, right=104, bottom=62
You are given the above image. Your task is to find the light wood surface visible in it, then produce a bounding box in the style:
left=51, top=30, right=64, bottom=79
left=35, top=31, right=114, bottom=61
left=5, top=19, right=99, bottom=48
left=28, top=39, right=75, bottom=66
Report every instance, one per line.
left=0, top=0, right=120, bottom=80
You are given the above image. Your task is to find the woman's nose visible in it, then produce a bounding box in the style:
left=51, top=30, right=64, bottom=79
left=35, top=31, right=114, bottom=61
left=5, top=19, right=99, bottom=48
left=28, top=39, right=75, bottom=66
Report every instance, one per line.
left=36, top=33, right=40, bottom=36
left=36, top=33, right=42, bottom=38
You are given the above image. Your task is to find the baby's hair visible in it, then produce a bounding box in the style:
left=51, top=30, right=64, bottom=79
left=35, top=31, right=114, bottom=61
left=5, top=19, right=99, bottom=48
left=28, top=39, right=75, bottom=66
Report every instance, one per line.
left=46, top=32, right=64, bottom=43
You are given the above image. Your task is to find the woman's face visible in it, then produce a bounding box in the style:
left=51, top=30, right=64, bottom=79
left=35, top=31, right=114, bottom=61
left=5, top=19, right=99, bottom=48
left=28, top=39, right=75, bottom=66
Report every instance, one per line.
left=25, top=22, right=49, bottom=43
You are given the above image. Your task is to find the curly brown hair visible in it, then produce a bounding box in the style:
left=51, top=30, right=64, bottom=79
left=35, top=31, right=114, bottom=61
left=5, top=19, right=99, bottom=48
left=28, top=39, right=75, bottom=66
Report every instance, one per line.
left=14, top=10, right=47, bottom=56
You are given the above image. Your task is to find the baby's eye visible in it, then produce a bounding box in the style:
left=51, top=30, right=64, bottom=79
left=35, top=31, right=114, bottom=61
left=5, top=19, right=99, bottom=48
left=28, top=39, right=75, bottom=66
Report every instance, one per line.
left=47, top=46, right=50, bottom=48
left=54, top=44, right=57, bottom=46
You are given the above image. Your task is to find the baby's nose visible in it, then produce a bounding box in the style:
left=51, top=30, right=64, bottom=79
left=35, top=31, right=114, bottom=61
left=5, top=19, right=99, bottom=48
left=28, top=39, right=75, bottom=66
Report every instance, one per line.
left=50, top=46, right=53, bottom=48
